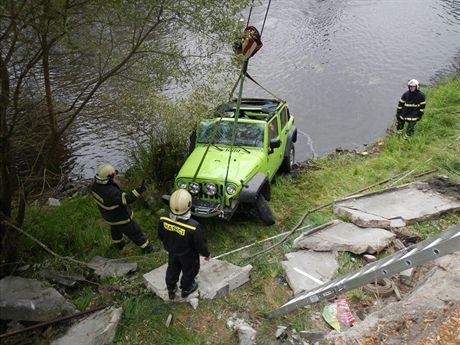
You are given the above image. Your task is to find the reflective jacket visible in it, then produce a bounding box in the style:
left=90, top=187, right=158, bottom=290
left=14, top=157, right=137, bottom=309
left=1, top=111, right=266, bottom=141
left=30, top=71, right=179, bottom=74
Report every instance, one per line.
left=91, top=180, right=145, bottom=225
left=158, top=213, right=210, bottom=257
left=397, top=90, right=426, bottom=121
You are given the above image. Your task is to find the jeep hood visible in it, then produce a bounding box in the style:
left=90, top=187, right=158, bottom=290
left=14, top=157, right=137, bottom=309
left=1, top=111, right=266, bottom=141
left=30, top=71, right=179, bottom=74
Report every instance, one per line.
left=177, top=146, right=265, bottom=183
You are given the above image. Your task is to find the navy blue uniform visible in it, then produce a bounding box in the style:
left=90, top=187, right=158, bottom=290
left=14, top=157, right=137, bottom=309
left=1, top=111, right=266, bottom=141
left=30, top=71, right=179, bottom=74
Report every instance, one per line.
left=396, top=89, right=426, bottom=136
left=158, top=213, right=210, bottom=291
left=91, top=180, right=151, bottom=249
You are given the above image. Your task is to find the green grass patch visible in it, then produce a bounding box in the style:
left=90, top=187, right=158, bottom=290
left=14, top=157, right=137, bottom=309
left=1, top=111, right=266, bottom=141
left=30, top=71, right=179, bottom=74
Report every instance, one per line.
left=10, top=76, right=460, bottom=344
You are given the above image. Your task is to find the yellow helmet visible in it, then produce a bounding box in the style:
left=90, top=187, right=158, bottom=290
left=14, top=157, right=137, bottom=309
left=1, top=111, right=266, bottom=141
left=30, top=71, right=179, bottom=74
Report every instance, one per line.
left=95, top=163, right=117, bottom=181
left=170, top=189, right=192, bottom=215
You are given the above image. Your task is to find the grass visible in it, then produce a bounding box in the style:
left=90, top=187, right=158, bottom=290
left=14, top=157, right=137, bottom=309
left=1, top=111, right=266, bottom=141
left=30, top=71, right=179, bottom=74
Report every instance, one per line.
left=5, top=76, right=460, bottom=344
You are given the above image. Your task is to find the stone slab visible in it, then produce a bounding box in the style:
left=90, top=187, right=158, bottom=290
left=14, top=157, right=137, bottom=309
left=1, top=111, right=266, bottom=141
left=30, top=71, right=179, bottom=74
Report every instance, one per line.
left=293, top=220, right=395, bottom=254
left=143, top=257, right=252, bottom=301
left=281, top=251, right=339, bottom=295
left=51, top=307, right=122, bottom=345
left=333, top=182, right=460, bottom=229
left=0, top=276, right=77, bottom=322
left=86, top=256, right=137, bottom=278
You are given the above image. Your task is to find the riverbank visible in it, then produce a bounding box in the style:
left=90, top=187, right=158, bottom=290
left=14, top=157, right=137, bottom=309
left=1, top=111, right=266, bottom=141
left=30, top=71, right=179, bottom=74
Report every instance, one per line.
left=2, top=76, right=459, bottom=344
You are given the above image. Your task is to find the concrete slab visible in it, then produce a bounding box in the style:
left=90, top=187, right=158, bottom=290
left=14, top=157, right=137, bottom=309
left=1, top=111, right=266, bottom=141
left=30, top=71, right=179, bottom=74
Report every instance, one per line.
left=281, top=251, right=339, bottom=295
left=51, top=307, right=122, bottom=345
left=143, top=257, right=252, bottom=301
left=333, top=182, right=460, bottom=229
left=0, top=276, right=77, bottom=322
left=86, top=256, right=137, bottom=278
left=293, top=220, right=395, bottom=254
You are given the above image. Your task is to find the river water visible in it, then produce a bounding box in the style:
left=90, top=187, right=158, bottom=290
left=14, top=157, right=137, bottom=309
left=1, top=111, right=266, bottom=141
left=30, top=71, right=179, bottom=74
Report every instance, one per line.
left=69, top=0, right=460, bottom=178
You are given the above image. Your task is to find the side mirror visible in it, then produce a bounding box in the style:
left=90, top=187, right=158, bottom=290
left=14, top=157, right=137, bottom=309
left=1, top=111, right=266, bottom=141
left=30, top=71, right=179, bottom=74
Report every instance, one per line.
left=269, top=137, right=281, bottom=154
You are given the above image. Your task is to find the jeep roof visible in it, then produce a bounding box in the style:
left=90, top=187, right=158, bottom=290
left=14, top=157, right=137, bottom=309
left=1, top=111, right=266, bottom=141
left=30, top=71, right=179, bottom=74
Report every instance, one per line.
left=215, top=98, right=285, bottom=122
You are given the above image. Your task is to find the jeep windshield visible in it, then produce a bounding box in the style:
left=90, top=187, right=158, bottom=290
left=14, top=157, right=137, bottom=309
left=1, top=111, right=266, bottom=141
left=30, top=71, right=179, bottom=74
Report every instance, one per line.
left=197, top=121, right=264, bottom=148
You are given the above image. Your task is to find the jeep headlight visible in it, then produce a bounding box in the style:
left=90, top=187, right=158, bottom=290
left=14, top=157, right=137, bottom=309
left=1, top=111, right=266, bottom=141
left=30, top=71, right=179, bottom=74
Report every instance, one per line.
left=177, top=180, right=187, bottom=189
left=189, top=182, right=200, bottom=194
left=226, top=183, right=237, bottom=195
left=204, top=183, right=217, bottom=196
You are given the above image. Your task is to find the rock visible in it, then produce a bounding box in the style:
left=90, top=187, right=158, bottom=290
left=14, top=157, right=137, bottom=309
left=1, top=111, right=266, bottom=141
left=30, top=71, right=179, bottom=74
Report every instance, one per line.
left=227, top=317, right=257, bottom=345
left=293, top=220, right=395, bottom=254
left=333, top=181, right=460, bottom=229
left=363, top=254, right=377, bottom=263
left=86, top=256, right=137, bottom=278
left=275, top=325, right=287, bottom=339
left=143, top=257, right=252, bottom=301
left=0, top=276, right=77, bottom=322
left=281, top=251, right=339, bottom=295
left=47, top=198, right=61, bottom=207
left=299, top=329, right=327, bottom=343
left=189, top=298, right=199, bottom=310
left=51, top=307, right=122, bottom=345
left=165, top=314, right=172, bottom=328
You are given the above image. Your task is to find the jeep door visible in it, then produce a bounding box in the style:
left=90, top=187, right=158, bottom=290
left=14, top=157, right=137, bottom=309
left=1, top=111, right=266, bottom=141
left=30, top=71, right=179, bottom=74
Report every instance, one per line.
left=266, top=116, right=283, bottom=179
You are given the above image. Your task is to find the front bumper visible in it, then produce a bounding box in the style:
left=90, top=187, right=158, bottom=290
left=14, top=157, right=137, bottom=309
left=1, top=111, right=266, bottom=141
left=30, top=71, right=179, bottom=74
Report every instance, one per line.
left=192, top=199, right=239, bottom=221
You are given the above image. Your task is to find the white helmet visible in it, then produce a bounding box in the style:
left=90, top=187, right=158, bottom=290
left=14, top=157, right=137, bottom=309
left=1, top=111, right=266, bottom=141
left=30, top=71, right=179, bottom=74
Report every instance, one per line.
left=408, top=79, right=420, bottom=90
left=169, top=189, right=192, bottom=215
left=95, top=163, right=117, bottom=182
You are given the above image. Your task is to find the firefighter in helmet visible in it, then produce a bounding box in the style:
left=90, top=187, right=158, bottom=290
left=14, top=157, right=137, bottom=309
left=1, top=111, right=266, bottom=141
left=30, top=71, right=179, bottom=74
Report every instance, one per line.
left=396, top=79, right=426, bottom=137
left=91, top=163, right=156, bottom=254
left=158, top=189, right=210, bottom=299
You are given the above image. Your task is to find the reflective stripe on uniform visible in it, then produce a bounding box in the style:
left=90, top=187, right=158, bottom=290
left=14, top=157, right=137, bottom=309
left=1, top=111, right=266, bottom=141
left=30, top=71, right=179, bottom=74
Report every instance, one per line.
left=160, top=217, right=196, bottom=230
left=132, top=189, right=141, bottom=198
left=399, top=99, right=405, bottom=103
left=122, top=192, right=127, bottom=205
left=105, top=211, right=134, bottom=225
left=397, top=106, right=402, bottom=109
left=140, top=240, right=150, bottom=248
left=405, top=103, right=420, bottom=108
left=420, top=101, right=426, bottom=105
left=113, top=238, right=125, bottom=243
left=400, top=117, right=420, bottom=121
left=93, top=197, right=119, bottom=210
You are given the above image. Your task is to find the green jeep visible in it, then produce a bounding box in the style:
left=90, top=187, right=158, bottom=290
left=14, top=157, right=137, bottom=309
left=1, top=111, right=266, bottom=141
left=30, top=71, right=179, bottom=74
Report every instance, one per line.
left=171, top=98, right=297, bottom=225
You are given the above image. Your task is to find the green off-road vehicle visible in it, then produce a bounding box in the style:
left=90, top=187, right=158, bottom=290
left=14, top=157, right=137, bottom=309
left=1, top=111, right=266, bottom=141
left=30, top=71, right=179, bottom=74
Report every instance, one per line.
left=171, top=98, right=297, bottom=225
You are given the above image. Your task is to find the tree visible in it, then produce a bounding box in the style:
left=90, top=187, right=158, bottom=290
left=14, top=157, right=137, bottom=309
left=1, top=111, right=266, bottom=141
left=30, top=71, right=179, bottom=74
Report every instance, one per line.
left=0, top=0, right=248, bottom=267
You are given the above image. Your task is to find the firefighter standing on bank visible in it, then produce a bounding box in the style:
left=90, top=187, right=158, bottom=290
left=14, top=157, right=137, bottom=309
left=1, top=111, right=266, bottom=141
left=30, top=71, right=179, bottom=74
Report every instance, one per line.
left=396, top=79, right=426, bottom=137
left=91, top=163, right=156, bottom=254
left=158, top=189, right=210, bottom=299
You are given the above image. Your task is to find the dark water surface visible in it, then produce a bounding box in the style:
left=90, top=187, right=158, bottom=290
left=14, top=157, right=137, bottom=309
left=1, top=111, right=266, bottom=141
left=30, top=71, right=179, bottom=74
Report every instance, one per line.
left=69, top=0, right=460, bottom=177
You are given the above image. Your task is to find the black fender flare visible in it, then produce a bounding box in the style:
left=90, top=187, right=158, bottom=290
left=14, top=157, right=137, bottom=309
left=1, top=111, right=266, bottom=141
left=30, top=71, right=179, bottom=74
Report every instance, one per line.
left=284, top=126, right=297, bottom=159
left=239, top=172, right=270, bottom=204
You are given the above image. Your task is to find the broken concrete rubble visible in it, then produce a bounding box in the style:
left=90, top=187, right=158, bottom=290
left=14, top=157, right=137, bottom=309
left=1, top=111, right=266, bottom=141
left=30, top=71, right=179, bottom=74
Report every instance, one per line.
left=325, top=250, right=460, bottom=344
left=0, top=276, right=77, bottom=322
left=293, top=220, right=395, bottom=254
left=143, top=257, right=252, bottom=301
left=333, top=181, right=460, bottom=229
left=281, top=251, right=339, bottom=295
left=86, top=256, right=137, bottom=278
left=51, top=307, right=122, bottom=345
left=227, top=316, right=257, bottom=345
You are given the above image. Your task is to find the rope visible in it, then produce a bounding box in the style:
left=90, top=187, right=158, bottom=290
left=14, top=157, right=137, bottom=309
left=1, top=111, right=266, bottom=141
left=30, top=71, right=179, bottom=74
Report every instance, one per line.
left=245, top=72, right=283, bottom=101
left=260, top=0, right=272, bottom=37
left=246, top=0, right=255, bottom=27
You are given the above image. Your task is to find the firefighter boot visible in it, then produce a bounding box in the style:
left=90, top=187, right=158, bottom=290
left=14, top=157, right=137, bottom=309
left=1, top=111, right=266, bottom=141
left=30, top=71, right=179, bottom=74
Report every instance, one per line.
left=181, top=281, right=199, bottom=298
left=167, top=284, right=177, bottom=300
left=142, top=243, right=157, bottom=254
left=113, top=239, right=130, bottom=250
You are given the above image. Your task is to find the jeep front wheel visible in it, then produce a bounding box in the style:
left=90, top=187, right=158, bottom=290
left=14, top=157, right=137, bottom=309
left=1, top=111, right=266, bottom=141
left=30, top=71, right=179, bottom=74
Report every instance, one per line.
left=281, top=145, right=295, bottom=173
left=255, top=194, right=275, bottom=225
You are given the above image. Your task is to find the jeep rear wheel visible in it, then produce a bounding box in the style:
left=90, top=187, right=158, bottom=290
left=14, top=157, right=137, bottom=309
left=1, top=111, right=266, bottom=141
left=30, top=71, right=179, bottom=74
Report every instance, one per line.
left=255, top=194, right=275, bottom=225
left=281, top=145, right=295, bottom=173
